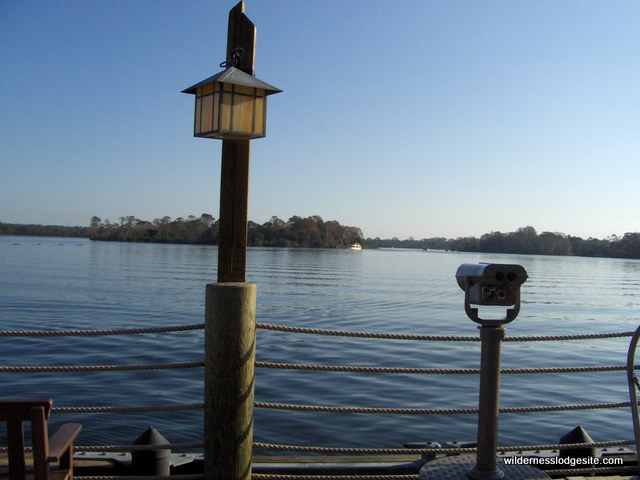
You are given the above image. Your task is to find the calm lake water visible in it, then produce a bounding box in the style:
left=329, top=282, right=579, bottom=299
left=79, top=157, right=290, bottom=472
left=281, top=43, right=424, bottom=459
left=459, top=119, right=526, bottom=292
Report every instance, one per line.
left=1, top=235, right=640, bottom=450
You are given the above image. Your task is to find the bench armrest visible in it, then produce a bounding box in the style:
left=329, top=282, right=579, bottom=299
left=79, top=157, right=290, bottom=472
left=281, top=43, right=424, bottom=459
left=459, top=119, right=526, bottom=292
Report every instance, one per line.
left=47, top=423, right=82, bottom=462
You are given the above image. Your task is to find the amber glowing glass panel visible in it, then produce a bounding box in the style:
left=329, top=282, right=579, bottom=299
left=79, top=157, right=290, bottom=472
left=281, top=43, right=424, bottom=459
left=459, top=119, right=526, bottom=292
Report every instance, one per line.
left=254, top=96, right=265, bottom=136
left=200, top=94, right=213, bottom=133
left=212, top=93, right=220, bottom=132
left=220, top=93, right=233, bottom=131
left=194, top=97, right=202, bottom=134
left=233, top=93, right=255, bottom=134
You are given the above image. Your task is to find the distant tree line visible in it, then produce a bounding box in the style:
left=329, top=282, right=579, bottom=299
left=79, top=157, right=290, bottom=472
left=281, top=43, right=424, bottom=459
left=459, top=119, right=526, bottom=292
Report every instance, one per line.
left=87, top=214, right=364, bottom=249
left=0, top=222, right=90, bottom=238
left=365, top=226, right=640, bottom=259
left=88, top=215, right=218, bottom=244
left=3, top=220, right=640, bottom=259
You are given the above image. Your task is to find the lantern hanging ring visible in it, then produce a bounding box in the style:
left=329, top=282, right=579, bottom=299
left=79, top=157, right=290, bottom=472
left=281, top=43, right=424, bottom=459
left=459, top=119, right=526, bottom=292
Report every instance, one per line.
left=219, top=47, right=244, bottom=69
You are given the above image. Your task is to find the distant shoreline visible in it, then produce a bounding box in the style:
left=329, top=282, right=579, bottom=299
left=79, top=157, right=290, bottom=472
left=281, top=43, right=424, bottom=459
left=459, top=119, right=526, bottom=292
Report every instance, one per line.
left=0, top=223, right=90, bottom=238
left=1, top=221, right=639, bottom=259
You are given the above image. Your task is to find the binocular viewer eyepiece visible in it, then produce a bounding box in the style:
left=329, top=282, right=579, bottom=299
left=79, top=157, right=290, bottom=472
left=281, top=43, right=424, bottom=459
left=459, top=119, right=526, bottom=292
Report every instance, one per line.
left=455, top=263, right=528, bottom=326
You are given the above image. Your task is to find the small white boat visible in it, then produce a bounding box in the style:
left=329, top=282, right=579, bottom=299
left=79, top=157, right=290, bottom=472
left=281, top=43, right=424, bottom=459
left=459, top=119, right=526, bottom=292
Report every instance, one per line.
left=349, top=242, right=362, bottom=250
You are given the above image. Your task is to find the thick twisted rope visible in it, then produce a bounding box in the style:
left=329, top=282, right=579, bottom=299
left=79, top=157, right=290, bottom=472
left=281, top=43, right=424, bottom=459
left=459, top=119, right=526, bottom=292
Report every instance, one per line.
left=0, top=324, right=204, bottom=337
left=77, top=476, right=204, bottom=480
left=256, top=323, right=634, bottom=342
left=0, top=362, right=203, bottom=373
left=3, top=439, right=632, bottom=456
left=253, top=439, right=633, bottom=455
left=257, top=324, right=480, bottom=342
left=38, top=400, right=636, bottom=416
left=52, top=403, right=204, bottom=414
left=256, top=361, right=629, bottom=375
left=254, top=401, right=632, bottom=415
left=0, top=442, right=204, bottom=454
left=0, top=322, right=632, bottom=343
left=4, top=361, right=627, bottom=375
left=505, top=331, right=635, bottom=342
left=74, top=442, right=204, bottom=452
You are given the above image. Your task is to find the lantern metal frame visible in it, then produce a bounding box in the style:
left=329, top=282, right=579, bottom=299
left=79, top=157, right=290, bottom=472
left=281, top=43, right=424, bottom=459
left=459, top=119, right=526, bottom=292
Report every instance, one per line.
left=182, top=66, right=281, bottom=140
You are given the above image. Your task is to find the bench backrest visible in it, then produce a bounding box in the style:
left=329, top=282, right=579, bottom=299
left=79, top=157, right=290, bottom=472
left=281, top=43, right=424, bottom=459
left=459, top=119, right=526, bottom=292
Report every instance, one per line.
left=0, top=399, right=53, bottom=480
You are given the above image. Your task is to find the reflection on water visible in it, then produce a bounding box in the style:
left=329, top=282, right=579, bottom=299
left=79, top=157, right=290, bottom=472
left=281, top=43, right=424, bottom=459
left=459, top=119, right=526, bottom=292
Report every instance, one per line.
left=1, top=236, right=639, bottom=447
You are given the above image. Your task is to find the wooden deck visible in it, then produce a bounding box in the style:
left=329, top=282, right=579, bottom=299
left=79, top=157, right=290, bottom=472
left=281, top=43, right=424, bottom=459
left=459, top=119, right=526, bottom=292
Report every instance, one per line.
left=2, top=452, right=639, bottom=479
left=564, top=477, right=640, bottom=480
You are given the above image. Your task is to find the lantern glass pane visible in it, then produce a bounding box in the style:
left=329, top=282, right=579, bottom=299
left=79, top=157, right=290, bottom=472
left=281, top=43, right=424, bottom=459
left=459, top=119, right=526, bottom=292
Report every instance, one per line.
left=254, top=96, right=265, bottom=136
left=201, top=94, right=214, bottom=133
left=220, top=92, right=232, bottom=131
left=232, top=94, right=254, bottom=134
left=212, top=93, right=220, bottom=132
left=195, top=97, right=202, bottom=134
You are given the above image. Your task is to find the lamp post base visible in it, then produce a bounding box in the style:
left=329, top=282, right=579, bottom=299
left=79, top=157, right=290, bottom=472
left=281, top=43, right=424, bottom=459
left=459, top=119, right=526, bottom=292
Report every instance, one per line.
left=465, top=466, right=504, bottom=480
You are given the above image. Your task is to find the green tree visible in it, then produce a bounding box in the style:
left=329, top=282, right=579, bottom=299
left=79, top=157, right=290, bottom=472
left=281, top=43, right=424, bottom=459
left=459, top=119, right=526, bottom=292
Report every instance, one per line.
left=538, top=232, right=572, bottom=256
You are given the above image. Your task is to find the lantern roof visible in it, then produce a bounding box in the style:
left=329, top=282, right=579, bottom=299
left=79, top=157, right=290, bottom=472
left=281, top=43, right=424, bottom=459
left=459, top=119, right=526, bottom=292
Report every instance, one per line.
left=182, top=66, right=282, bottom=95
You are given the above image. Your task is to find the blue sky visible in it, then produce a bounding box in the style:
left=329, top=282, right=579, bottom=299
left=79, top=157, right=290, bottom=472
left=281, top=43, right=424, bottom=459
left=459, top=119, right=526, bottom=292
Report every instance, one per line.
left=1, top=1, right=638, bottom=240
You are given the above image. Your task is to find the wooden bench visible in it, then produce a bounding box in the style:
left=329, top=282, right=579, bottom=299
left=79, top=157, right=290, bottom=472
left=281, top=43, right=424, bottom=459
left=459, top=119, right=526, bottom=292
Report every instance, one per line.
left=0, top=400, right=82, bottom=480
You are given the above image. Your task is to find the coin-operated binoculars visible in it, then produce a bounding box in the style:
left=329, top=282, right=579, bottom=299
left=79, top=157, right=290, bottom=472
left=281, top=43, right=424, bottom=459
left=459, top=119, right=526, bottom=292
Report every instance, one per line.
left=455, top=263, right=528, bottom=327
left=455, top=263, right=528, bottom=480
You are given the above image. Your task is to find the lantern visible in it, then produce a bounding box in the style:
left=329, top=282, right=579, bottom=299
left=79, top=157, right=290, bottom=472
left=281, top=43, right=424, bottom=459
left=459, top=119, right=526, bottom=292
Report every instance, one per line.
left=182, top=66, right=281, bottom=140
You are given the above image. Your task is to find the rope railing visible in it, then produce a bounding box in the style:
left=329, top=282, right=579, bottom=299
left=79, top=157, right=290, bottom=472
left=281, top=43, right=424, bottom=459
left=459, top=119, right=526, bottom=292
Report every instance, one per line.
left=0, top=362, right=203, bottom=373
left=254, top=401, right=633, bottom=415
left=33, top=398, right=637, bottom=417
left=75, top=442, right=204, bottom=452
left=256, top=361, right=630, bottom=375
left=39, top=401, right=635, bottom=417
left=0, top=442, right=204, bottom=454
left=253, top=439, right=634, bottom=455
left=52, top=403, right=204, bottom=414
left=2, top=320, right=638, bottom=477
left=2, top=438, right=633, bottom=461
left=0, top=322, right=633, bottom=342
left=256, top=323, right=635, bottom=343
left=0, top=323, right=204, bottom=337
left=2, top=438, right=631, bottom=456
left=1, top=324, right=634, bottom=422
left=76, top=476, right=204, bottom=480
left=2, top=361, right=629, bottom=375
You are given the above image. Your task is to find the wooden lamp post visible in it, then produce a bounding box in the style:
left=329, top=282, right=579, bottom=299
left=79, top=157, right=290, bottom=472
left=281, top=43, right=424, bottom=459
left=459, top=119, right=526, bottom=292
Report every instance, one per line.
left=183, top=2, right=281, bottom=283
left=183, top=2, right=280, bottom=480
